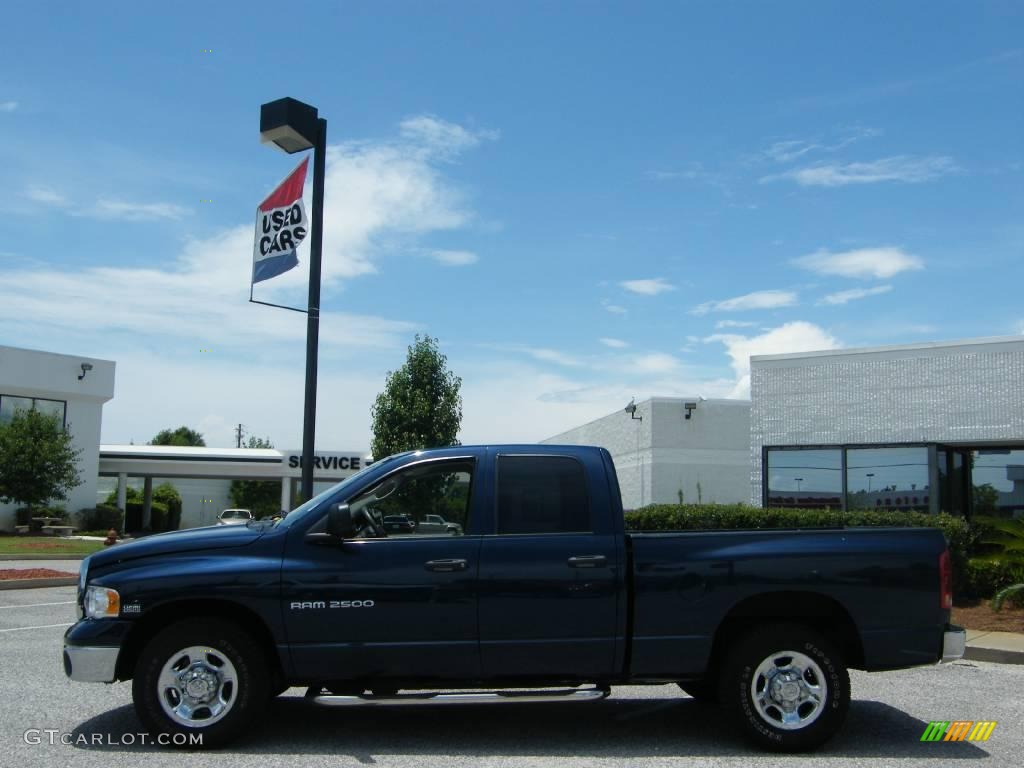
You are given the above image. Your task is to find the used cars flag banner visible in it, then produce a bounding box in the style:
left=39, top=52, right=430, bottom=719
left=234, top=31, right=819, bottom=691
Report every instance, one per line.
left=252, top=157, right=309, bottom=284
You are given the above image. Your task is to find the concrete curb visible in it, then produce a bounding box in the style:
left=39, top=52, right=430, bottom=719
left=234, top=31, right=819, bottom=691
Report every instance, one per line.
left=0, top=577, right=77, bottom=590
left=963, top=630, right=1024, bottom=665
left=0, top=554, right=90, bottom=561
left=964, top=646, right=1024, bottom=665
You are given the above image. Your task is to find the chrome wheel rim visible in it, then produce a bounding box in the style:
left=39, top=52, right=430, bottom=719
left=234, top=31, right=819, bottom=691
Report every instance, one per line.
left=157, top=645, right=238, bottom=728
left=750, top=649, right=827, bottom=731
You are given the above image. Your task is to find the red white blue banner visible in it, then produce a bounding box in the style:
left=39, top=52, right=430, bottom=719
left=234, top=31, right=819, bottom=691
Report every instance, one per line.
left=252, top=157, right=309, bottom=284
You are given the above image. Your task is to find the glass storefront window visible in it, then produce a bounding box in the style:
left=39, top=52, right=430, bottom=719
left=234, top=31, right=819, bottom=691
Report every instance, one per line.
left=972, top=449, right=1024, bottom=518
left=0, top=395, right=66, bottom=427
left=766, top=449, right=842, bottom=508
left=847, top=447, right=930, bottom=512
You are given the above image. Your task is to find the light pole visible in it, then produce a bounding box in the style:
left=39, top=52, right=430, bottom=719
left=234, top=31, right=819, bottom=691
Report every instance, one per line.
left=866, top=473, right=874, bottom=492
left=259, top=97, right=327, bottom=503
left=795, top=477, right=803, bottom=493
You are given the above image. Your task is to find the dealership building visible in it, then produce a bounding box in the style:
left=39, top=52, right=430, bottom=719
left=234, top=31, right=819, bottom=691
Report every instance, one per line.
left=97, top=447, right=370, bottom=529
left=0, top=345, right=116, bottom=531
left=4, top=335, right=1023, bottom=531
left=543, top=397, right=751, bottom=510
left=750, top=336, right=1024, bottom=516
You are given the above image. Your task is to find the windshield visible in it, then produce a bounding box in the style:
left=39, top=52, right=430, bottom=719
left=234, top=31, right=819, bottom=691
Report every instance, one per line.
left=274, top=453, right=409, bottom=529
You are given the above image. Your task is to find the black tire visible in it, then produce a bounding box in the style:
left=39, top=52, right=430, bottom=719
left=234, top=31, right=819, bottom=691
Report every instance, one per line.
left=718, top=623, right=849, bottom=752
left=132, top=618, right=268, bottom=749
left=678, top=681, right=718, bottom=703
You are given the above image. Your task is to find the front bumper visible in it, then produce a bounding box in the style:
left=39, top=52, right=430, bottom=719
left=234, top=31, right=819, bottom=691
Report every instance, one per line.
left=941, top=624, right=966, bottom=663
left=63, top=618, right=132, bottom=683
left=63, top=645, right=120, bottom=682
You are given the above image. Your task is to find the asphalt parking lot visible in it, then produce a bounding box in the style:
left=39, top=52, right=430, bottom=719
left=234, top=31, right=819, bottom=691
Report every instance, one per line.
left=3, top=585, right=1022, bottom=768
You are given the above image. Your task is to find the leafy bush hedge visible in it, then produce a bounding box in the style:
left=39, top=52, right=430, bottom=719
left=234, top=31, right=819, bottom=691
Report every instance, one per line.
left=78, top=504, right=124, bottom=533
left=624, top=503, right=978, bottom=597
left=104, top=483, right=182, bottom=531
left=153, top=483, right=182, bottom=530
left=126, top=500, right=169, bottom=531
left=961, top=560, right=1024, bottom=601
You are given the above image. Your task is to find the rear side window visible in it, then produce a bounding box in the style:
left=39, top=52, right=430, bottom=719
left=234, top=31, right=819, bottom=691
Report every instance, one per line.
left=497, top=455, right=590, bottom=534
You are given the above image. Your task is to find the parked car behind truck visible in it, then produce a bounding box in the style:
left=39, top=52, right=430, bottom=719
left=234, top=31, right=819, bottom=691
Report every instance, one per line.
left=64, top=444, right=964, bottom=751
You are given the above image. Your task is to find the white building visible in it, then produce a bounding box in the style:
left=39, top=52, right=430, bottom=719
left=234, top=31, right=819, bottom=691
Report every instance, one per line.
left=750, top=336, right=1024, bottom=516
left=97, top=447, right=371, bottom=529
left=0, top=345, right=115, bottom=530
left=543, top=397, right=751, bottom=509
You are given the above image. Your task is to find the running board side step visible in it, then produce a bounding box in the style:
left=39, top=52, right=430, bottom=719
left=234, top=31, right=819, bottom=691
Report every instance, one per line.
left=309, top=686, right=610, bottom=707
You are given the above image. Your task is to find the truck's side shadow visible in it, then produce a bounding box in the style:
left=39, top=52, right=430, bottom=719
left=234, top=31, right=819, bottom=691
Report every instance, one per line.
left=69, top=695, right=990, bottom=759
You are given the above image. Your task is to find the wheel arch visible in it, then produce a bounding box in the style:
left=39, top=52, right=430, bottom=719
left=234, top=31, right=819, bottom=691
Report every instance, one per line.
left=704, top=591, right=865, bottom=681
left=116, top=599, right=285, bottom=689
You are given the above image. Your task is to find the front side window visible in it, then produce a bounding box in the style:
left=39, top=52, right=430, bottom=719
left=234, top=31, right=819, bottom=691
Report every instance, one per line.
left=496, top=455, right=589, bottom=534
left=350, top=459, right=474, bottom=537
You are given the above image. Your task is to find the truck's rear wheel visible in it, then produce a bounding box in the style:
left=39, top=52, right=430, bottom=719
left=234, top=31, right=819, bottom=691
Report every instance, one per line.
left=132, top=619, right=268, bottom=748
left=718, top=623, right=849, bottom=752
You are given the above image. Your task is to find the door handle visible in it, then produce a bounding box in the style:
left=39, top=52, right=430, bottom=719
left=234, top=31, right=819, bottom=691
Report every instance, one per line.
left=567, top=555, right=607, bottom=568
left=425, top=558, right=468, bottom=572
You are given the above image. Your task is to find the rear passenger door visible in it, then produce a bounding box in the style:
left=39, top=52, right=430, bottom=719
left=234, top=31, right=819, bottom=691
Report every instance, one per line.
left=477, top=453, right=620, bottom=680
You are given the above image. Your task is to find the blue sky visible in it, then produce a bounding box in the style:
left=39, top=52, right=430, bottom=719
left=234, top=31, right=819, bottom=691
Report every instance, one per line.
left=1, top=1, right=1022, bottom=449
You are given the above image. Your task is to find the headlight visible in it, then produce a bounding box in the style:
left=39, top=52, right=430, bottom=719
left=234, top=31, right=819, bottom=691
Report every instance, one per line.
left=84, top=586, right=120, bottom=619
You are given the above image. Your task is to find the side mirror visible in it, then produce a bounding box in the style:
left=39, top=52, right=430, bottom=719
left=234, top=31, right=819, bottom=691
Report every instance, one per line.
left=326, top=503, right=356, bottom=538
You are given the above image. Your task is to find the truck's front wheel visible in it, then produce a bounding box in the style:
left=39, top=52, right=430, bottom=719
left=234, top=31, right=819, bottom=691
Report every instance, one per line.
left=718, top=623, right=849, bottom=752
left=132, top=619, right=268, bottom=748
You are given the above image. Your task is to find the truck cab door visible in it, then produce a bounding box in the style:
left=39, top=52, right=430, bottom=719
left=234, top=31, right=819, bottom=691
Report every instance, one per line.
left=477, top=452, right=622, bottom=680
left=282, top=456, right=483, bottom=683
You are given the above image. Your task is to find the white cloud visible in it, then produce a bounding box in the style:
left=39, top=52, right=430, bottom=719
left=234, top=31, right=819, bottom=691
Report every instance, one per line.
left=599, top=338, right=628, bottom=348
left=621, top=277, right=675, bottom=296
left=794, top=247, right=924, bottom=279
left=715, top=319, right=758, bottom=329
left=81, top=199, right=190, bottom=221
left=399, top=115, right=498, bottom=161
left=429, top=249, right=478, bottom=266
left=525, top=348, right=582, bottom=367
left=26, top=185, right=66, bottom=205
left=764, top=140, right=821, bottom=163
left=763, top=155, right=957, bottom=187
left=601, top=299, right=627, bottom=315
left=0, top=115, right=490, bottom=356
left=631, top=352, right=682, bottom=374
left=692, top=289, right=798, bottom=315
left=761, top=128, right=881, bottom=164
left=818, top=284, right=893, bottom=305
left=0, top=101, right=16, bottom=113
left=706, top=322, right=841, bottom=398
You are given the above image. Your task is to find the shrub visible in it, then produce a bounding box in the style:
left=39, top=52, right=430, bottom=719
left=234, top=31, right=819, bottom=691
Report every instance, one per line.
left=152, top=483, right=182, bottom=530
left=78, top=504, right=124, bottom=533
left=125, top=500, right=168, bottom=531
left=105, top=486, right=143, bottom=506
left=963, top=560, right=1024, bottom=601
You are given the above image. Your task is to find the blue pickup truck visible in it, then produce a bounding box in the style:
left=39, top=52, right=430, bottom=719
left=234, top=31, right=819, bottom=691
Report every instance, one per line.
left=64, top=445, right=965, bottom=751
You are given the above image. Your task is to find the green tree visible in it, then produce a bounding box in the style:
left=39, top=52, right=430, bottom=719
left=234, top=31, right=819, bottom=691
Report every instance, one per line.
left=0, top=408, right=82, bottom=509
left=371, top=334, right=463, bottom=461
left=229, top=435, right=280, bottom=518
left=150, top=426, right=206, bottom=447
left=972, top=483, right=1000, bottom=515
